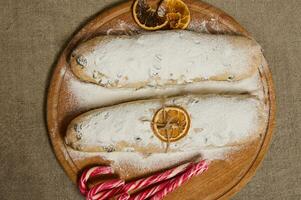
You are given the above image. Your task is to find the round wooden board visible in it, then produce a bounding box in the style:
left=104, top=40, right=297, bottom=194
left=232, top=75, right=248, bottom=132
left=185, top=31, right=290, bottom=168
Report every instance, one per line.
left=47, top=0, right=276, bottom=199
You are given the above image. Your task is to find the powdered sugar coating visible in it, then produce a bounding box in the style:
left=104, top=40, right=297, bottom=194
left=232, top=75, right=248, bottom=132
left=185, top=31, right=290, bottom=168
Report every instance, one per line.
left=71, top=31, right=261, bottom=88
left=67, top=70, right=263, bottom=110
left=66, top=95, right=266, bottom=153
left=63, top=30, right=269, bottom=176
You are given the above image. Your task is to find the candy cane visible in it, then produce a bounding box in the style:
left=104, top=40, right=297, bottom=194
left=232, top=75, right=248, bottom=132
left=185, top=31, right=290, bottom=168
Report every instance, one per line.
left=88, top=162, right=193, bottom=199
left=129, top=160, right=208, bottom=200
left=87, top=179, right=124, bottom=200
left=128, top=180, right=171, bottom=200
left=79, top=166, right=114, bottom=195
left=117, top=193, right=131, bottom=200
left=79, top=160, right=208, bottom=200
left=123, top=162, right=192, bottom=192
left=150, top=160, right=208, bottom=200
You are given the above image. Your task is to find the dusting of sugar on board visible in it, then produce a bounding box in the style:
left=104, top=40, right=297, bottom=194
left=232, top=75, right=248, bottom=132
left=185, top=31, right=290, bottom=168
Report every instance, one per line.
left=188, top=18, right=235, bottom=34
left=66, top=68, right=264, bottom=110
left=67, top=146, right=237, bottom=179
left=61, top=30, right=270, bottom=176
left=106, top=20, right=141, bottom=36
left=118, top=20, right=138, bottom=32
left=59, top=66, right=67, bottom=77
left=64, top=69, right=268, bottom=176
left=188, top=20, right=210, bottom=33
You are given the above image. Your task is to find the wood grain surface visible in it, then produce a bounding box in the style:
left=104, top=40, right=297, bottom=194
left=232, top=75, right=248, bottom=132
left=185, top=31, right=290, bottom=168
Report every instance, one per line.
left=47, top=1, right=275, bottom=199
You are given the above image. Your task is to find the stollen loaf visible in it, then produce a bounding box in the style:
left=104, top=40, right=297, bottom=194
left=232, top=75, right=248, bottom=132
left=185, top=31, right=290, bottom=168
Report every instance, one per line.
left=65, top=95, right=267, bottom=153
left=70, top=31, right=262, bottom=89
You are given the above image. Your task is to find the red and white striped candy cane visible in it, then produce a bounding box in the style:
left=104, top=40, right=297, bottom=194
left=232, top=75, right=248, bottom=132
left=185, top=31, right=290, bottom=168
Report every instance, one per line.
left=117, top=193, right=131, bottom=200
left=129, top=160, right=208, bottom=200
left=123, top=162, right=192, bottom=192
left=79, top=160, right=208, bottom=200
left=87, top=179, right=125, bottom=200
left=88, top=162, right=193, bottom=199
left=150, top=160, right=208, bottom=200
left=79, top=166, right=114, bottom=195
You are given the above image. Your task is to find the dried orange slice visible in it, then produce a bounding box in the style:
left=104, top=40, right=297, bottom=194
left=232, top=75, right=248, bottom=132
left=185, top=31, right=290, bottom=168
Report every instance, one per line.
left=133, top=0, right=169, bottom=30
left=133, top=0, right=190, bottom=30
left=165, top=0, right=191, bottom=29
left=152, top=106, right=190, bottom=142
